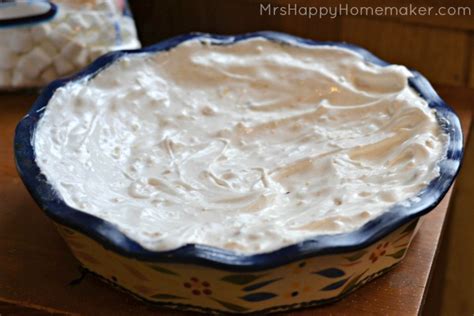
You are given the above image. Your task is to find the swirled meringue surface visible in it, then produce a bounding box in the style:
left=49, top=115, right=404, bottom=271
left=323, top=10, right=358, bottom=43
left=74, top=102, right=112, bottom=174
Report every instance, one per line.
left=34, top=38, right=447, bottom=254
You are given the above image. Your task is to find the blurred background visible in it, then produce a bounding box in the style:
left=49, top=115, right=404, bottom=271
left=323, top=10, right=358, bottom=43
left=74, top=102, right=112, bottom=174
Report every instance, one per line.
left=128, top=0, right=474, bottom=315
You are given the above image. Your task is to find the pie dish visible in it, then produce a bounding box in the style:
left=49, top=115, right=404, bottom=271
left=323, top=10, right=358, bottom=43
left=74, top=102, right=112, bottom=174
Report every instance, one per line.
left=14, top=32, right=463, bottom=314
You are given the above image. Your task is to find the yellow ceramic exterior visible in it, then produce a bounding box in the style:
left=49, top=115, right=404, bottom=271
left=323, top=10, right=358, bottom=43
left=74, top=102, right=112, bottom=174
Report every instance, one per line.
left=55, top=219, right=420, bottom=314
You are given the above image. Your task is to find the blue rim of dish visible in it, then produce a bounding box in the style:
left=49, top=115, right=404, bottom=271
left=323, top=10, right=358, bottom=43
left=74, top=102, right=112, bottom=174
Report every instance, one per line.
left=14, top=31, right=463, bottom=271
left=0, top=1, right=57, bottom=28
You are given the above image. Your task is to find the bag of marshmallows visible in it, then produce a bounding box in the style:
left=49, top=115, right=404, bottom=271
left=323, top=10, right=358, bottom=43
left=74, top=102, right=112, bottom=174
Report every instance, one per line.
left=0, top=0, right=141, bottom=89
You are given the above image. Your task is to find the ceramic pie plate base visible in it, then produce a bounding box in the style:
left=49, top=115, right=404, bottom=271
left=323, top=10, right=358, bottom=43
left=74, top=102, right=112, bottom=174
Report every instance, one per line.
left=55, top=219, right=420, bottom=314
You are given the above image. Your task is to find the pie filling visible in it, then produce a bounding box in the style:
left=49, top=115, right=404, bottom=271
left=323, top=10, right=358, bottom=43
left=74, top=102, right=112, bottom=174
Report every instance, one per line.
left=34, top=38, right=447, bottom=254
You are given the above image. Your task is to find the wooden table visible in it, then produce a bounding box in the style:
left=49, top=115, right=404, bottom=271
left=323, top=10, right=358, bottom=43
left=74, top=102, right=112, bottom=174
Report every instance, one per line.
left=0, top=86, right=472, bottom=315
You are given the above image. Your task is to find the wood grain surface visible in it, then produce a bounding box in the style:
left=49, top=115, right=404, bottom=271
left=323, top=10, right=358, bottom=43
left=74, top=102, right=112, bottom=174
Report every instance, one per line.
left=0, top=86, right=471, bottom=315
left=340, top=17, right=470, bottom=86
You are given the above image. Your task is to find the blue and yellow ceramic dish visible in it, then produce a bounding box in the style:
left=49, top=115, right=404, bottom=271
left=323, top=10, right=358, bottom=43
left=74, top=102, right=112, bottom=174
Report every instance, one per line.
left=14, top=32, right=463, bottom=314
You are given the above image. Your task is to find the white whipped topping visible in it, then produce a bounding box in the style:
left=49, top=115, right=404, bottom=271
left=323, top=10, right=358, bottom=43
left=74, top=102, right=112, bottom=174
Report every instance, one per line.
left=34, top=38, right=447, bottom=254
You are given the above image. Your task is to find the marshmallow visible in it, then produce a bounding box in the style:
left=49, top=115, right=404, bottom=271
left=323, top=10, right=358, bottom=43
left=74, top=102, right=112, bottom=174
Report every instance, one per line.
left=0, top=48, right=19, bottom=69
left=49, top=23, right=74, bottom=49
left=17, top=46, right=53, bottom=78
left=54, top=58, right=75, bottom=76
left=11, top=71, right=28, bottom=87
left=120, top=17, right=137, bottom=39
left=49, top=31, right=70, bottom=49
left=11, top=71, right=40, bottom=88
left=0, top=70, right=12, bottom=86
left=60, top=41, right=89, bottom=67
left=68, top=14, right=91, bottom=31
left=81, top=12, right=104, bottom=29
left=8, top=30, right=33, bottom=53
left=95, top=0, right=120, bottom=14
left=40, top=41, right=58, bottom=56
left=88, top=46, right=108, bottom=62
left=41, top=66, right=57, bottom=83
left=31, top=24, right=52, bottom=42
left=55, top=22, right=74, bottom=36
